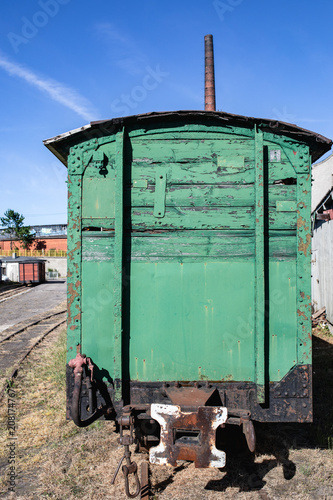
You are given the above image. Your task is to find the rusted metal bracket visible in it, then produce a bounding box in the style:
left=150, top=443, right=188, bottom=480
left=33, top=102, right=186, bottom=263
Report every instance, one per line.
left=273, top=364, right=311, bottom=398
left=240, top=416, right=256, bottom=453
left=154, top=170, right=166, bottom=218
left=164, top=386, right=216, bottom=406
left=149, top=404, right=227, bottom=468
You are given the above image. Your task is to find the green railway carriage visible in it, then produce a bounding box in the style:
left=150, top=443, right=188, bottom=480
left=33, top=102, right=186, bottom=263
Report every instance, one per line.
left=44, top=110, right=331, bottom=476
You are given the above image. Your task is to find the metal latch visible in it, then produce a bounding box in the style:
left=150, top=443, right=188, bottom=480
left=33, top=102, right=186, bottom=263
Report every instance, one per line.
left=154, top=171, right=166, bottom=218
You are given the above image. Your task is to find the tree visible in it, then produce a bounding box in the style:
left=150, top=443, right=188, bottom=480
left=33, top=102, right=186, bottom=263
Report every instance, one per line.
left=0, top=209, right=35, bottom=250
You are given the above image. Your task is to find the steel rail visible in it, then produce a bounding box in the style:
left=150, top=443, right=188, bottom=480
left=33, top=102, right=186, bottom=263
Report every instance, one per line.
left=0, top=313, right=66, bottom=399
left=0, top=309, right=67, bottom=344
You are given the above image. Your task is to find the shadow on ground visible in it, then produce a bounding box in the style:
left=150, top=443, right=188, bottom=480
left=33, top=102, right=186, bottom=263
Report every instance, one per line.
left=203, top=333, right=333, bottom=493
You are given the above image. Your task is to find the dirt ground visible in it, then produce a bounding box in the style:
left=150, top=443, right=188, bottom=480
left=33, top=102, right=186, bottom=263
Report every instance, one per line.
left=0, top=326, right=332, bottom=499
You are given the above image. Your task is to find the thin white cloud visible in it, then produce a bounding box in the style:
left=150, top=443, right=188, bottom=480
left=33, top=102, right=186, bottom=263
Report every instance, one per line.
left=167, top=82, right=203, bottom=106
left=94, top=23, right=148, bottom=76
left=0, top=53, right=97, bottom=122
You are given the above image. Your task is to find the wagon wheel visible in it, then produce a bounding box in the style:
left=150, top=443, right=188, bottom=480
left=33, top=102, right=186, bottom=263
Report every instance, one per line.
left=140, top=461, right=149, bottom=499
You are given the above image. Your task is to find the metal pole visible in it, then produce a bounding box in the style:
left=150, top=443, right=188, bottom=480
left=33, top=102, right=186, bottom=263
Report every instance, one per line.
left=204, top=34, right=216, bottom=111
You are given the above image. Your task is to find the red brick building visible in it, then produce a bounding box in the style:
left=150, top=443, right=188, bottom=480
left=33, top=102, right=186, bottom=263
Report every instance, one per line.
left=0, top=224, right=67, bottom=253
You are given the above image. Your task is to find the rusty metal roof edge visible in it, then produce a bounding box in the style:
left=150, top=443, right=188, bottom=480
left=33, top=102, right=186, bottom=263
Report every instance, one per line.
left=43, top=123, right=93, bottom=166
left=312, top=150, right=333, bottom=167
left=44, top=110, right=332, bottom=164
left=312, top=186, right=333, bottom=215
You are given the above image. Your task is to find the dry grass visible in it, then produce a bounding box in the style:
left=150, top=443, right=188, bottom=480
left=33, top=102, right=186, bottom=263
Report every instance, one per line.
left=0, top=327, right=332, bottom=499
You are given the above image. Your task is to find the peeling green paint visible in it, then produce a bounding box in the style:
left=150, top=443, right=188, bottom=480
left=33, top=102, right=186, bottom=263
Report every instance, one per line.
left=62, top=121, right=315, bottom=388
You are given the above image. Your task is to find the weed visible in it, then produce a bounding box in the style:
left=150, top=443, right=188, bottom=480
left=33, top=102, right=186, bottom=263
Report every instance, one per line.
left=328, top=436, right=333, bottom=450
left=300, top=465, right=312, bottom=477
left=318, top=323, right=332, bottom=336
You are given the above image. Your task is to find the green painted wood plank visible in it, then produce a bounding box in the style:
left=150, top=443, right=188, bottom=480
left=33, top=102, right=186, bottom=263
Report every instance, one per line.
left=268, top=260, right=297, bottom=381
left=80, top=231, right=296, bottom=265
left=128, top=184, right=296, bottom=208
left=129, top=261, right=256, bottom=382
left=113, top=128, right=124, bottom=401
left=66, top=156, right=83, bottom=362
left=131, top=140, right=253, bottom=163
left=130, top=206, right=254, bottom=230
left=131, top=184, right=255, bottom=207
left=81, top=260, right=115, bottom=382
left=254, top=129, right=265, bottom=402
left=127, top=207, right=296, bottom=230
left=82, top=177, right=115, bottom=218
left=81, top=218, right=115, bottom=229
left=82, top=234, right=114, bottom=261
left=127, top=124, right=254, bottom=140
left=129, top=163, right=255, bottom=185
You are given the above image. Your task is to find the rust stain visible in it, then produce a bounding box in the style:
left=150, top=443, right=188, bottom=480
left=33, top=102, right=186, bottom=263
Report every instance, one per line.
left=297, top=309, right=308, bottom=320
left=73, top=313, right=81, bottom=322
left=68, top=282, right=80, bottom=326
left=68, top=241, right=81, bottom=261
left=298, top=233, right=311, bottom=256
left=297, top=217, right=305, bottom=229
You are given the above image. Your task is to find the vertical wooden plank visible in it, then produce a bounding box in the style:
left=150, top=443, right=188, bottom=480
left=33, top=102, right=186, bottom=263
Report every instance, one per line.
left=113, top=128, right=124, bottom=401
left=296, top=146, right=312, bottom=366
left=67, top=147, right=82, bottom=361
left=254, top=128, right=265, bottom=403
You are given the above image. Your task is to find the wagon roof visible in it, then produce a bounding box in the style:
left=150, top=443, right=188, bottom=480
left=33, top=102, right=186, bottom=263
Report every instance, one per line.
left=44, top=110, right=332, bottom=165
left=1, top=257, right=46, bottom=263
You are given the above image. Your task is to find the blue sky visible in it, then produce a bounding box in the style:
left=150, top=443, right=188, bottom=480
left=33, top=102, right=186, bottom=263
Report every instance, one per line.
left=0, top=0, right=333, bottom=225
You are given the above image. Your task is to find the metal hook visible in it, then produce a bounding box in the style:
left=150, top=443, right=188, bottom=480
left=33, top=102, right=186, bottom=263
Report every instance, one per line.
left=122, top=460, right=141, bottom=499
left=111, top=445, right=141, bottom=498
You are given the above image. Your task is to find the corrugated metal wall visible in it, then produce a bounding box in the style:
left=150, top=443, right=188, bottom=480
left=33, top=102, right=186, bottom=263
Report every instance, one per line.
left=312, top=219, right=333, bottom=323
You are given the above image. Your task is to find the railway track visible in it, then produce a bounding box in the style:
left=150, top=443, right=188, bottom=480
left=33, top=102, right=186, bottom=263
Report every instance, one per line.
left=0, top=308, right=66, bottom=398
left=0, top=284, right=30, bottom=302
